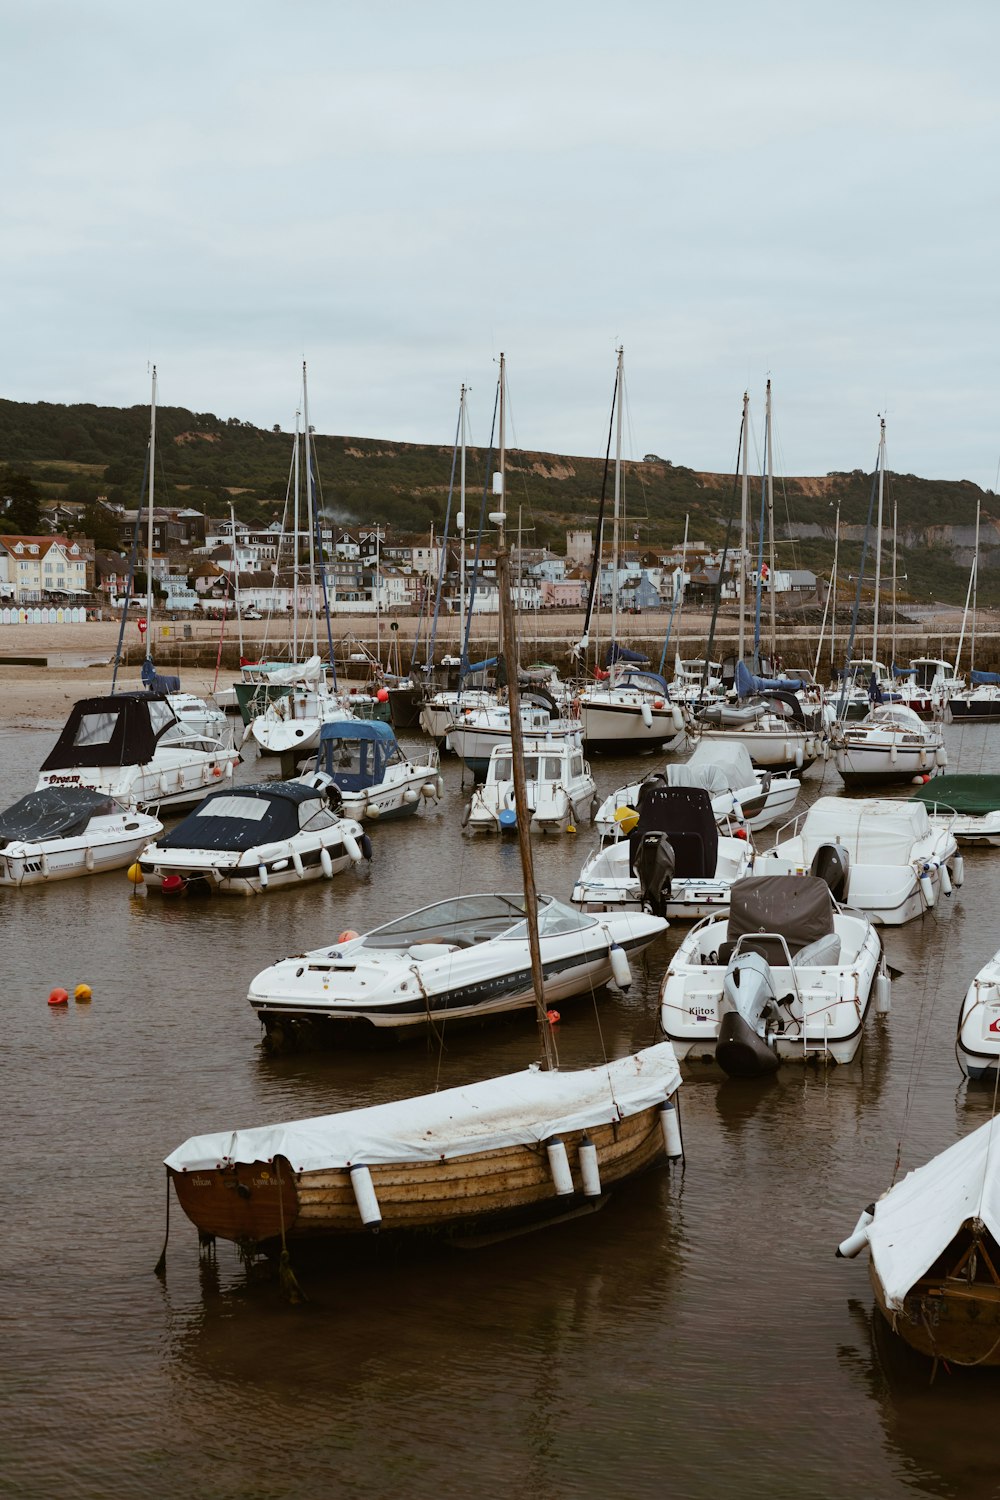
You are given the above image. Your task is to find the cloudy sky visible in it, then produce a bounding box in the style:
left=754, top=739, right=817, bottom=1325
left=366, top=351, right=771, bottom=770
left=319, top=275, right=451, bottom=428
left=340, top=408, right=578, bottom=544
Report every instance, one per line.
left=6, top=1, right=999, bottom=482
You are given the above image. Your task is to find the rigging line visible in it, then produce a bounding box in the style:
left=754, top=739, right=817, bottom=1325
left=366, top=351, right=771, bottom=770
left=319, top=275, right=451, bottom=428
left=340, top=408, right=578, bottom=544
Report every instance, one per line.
left=701, top=414, right=747, bottom=697
left=578, top=365, right=619, bottom=662
left=110, top=446, right=151, bottom=693
left=835, top=450, right=881, bottom=720
left=620, top=366, right=650, bottom=523
left=417, top=400, right=463, bottom=674
left=460, top=383, right=500, bottom=673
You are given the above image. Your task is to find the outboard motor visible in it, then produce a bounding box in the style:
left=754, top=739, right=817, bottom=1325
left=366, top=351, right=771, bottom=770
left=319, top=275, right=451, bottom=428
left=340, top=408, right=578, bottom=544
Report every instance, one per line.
left=809, top=842, right=849, bottom=902
left=716, top=951, right=783, bottom=1078
left=634, top=831, right=675, bottom=918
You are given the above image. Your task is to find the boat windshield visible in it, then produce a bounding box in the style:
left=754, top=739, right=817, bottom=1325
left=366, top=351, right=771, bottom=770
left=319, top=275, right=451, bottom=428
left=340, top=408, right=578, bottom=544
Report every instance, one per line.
left=490, top=754, right=566, bottom=784
left=357, top=893, right=531, bottom=950
left=501, top=896, right=597, bottom=940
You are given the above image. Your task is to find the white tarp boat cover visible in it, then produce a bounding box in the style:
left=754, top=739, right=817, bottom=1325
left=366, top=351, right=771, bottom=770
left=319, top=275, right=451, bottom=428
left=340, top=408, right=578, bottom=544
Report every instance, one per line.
left=800, top=796, right=931, bottom=866
left=868, top=1115, right=1000, bottom=1310
left=685, top=740, right=757, bottom=793
left=165, top=1044, right=681, bottom=1173
left=264, top=655, right=325, bottom=687
left=662, top=763, right=732, bottom=798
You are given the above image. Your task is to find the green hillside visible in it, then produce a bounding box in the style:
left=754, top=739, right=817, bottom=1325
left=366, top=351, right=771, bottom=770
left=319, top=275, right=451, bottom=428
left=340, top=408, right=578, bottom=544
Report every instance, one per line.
left=0, top=396, right=996, bottom=602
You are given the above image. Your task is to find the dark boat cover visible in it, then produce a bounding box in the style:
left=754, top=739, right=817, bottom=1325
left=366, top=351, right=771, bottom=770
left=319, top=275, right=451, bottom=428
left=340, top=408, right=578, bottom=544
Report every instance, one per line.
left=971, top=670, right=1000, bottom=686
left=141, top=657, right=182, bottom=694
left=315, top=719, right=398, bottom=790
left=156, top=782, right=329, bottom=853
left=40, top=693, right=177, bottom=771
left=605, top=642, right=650, bottom=667
left=628, top=786, right=719, bottom=879
left=0, top=786, right=115, bottom=844
left=911, top=774, right=1000, bottom=816
left=724, top=876, right=833, bottom=963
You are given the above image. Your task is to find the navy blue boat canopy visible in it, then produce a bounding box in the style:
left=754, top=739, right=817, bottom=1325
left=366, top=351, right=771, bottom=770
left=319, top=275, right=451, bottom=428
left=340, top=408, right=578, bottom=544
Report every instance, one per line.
left=972, top=670, right=1000, bottom=686
left=735, top=660, right=807, bottom=697
left=605, top=642, right=650, bottom=667
left=315, top=719, right=398, bottom=790
left=157, top=782, right=330, bottom=853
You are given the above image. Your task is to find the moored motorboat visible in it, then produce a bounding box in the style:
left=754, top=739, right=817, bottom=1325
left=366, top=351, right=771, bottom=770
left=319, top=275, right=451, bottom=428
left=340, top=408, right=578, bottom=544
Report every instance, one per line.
left=829, top=702, right=947, bottom=787
left=660, top=874, right=886, bottom=1073
left=593, top=740, right=799, bottom=836
left=465, top=739, right=596, bottom=834
left=761, top=795, right=960, bottom=925
left=248, top=892, right=666, bottom=1048
left=302, top=719, right=441, bottom=822
left=571, top=784, right=754, bottom=920
left=838, top=1116, right=1000, bottom=1365
left=955, top=948, right=1000, bottom=1080
left=0, top=787, right=162, bottom=885
left=135, top=782, right=369, bottom=896
left=35, top=692, right=240, bottom=813
left=911, top=774, right=1000, bottom=847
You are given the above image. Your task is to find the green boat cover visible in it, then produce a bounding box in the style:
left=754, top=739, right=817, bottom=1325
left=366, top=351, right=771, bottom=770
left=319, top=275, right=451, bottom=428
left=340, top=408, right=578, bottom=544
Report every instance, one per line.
left=912, top=774, right=1000, bottom=815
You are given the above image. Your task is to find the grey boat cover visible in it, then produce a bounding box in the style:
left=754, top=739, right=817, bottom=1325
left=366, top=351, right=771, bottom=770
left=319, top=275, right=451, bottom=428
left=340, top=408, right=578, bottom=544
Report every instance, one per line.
left=725, top=876, right=834, bottom=961
left=0, top=786, right=114, bottom=845
left=684, top=740, right=758, bottom=793
left=157, top=782, right=328, bottom=854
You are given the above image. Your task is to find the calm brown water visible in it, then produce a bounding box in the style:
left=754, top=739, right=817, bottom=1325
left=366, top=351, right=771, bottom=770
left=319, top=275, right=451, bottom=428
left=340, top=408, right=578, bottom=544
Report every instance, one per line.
left=4, top=715, right=1000, bottom=1499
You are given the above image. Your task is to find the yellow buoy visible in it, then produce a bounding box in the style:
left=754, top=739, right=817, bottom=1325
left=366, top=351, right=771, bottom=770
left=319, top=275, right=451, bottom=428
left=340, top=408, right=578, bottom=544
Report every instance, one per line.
left=614, top=805, right=640, bottom=835
left=127, top=862, right=144, bottom=885
left=74, top=983, right=92, bottom=1004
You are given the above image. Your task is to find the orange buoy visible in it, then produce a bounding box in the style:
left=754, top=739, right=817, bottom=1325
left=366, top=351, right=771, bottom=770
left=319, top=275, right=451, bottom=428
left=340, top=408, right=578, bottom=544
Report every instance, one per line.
left=546, top=1008, right=561, bottom=1025
left=74, top=983, right=92, bottom=1004
left=337, top=929, right=360, bottom=944
left=48, top=988, right=69, bottom=1007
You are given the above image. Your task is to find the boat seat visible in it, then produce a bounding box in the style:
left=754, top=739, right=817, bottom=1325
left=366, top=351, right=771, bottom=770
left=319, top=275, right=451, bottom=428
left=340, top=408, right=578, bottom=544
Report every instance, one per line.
left=792, top=932, right=842, bottom=967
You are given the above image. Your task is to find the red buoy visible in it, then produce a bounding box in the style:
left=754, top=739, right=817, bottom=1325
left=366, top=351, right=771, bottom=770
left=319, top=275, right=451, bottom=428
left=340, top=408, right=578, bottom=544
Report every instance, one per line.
left=48, top=988, right=69, bottom=1007
left=546, top=1008, right=561, bottom=1025
left=161, top=874, right=186, bottom=896
left=376, top=688, right=389, bottom=703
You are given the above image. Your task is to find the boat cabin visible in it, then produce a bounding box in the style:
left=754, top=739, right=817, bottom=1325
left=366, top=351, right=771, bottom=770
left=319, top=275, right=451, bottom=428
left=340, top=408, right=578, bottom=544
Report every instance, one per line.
left=39, top=692, right=185, bottom=772
left=312, top=719, right=405, bottom=791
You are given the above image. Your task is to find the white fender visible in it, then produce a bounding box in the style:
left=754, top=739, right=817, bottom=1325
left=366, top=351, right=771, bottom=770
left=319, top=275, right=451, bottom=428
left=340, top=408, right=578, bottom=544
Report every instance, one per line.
left=609, top=941, right=632, bottom=990
left=40, top=850, right=50, bottom=879
left=641, top=702, right=653, bottom=729
left=917, top=746, right=925, bottom=767
left=320, top=847, right=334, bottom=878
left=890, top=741, right=898, bottom=764
left=85, top=846, right=95, bottom=872
left=257, top=863, right=269, bottom=889
left=343, top=831, right=363, bottom=863
left=420, top=781, right=435, bottom=798
left=578, top=1135, right=602, bottom=1197
left=837, top=1206, right=875, bottom=1258
left=545, top=1137, right=575, bottom=1196
left=876, top=971, right=892, bottom=1013
left=953, top=855, right=965, bottom=887
left=350, top=1164, right=382, bottom=1228
left=659, top=1099, right=683, bottom=1160
left=435, top=774, right=445, bottom=798
left=671, top=704, right=685, bottom=733
left=919, top=869, right=936, bottom=908
left=291, top=848, right=305, bottom=879
left=940, top=861, right=953, bottom=897
left=404, top=786, right=419, bottom=804
left=794, top=745, right=804, bottom=769
left=936, top=745, right=948, bottom=766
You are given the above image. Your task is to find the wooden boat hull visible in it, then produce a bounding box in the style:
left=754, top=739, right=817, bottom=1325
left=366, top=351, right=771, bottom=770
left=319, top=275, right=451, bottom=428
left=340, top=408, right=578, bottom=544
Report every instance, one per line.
left=169, top=1105, right=667, bottom=1249
left=870, top=1260, right=1000, bottom=1365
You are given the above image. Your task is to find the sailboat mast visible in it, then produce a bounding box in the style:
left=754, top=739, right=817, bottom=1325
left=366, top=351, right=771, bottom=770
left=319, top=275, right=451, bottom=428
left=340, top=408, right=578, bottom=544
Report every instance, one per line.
left=891, top=496, right=898, bottom=669
left=766, top=379, right=776, bottom=664
left=738, top=390, right=749, bottom=664
left=494, top=353, right=557, bottom=1073
left=146, top=365, right=156, bottom=654
left=302, top=362, right=319, bottom=657
left=231, top=503, right=244, bottom=659
left=872, top=416, right=886, bottom=669
left=971, top=496, right=981, bottom=673
left=292, top=406, right=301, bottom=663
left=610, top=346, right=624, bottom=652
left=459, top=383, right=467, bottom=643
left=829, top=500, right=840, bottom=669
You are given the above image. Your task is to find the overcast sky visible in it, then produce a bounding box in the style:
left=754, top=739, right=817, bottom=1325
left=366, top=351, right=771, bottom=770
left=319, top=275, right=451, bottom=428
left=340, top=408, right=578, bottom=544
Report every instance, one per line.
left=6, top=1, right=999, bottom=484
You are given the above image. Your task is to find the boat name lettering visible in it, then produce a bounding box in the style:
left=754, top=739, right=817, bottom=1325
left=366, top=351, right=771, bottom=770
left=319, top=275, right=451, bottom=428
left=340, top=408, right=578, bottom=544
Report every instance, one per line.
left=44, top=774, right=82, bottom=784
left=190, top=1175, right=213, bottom=1187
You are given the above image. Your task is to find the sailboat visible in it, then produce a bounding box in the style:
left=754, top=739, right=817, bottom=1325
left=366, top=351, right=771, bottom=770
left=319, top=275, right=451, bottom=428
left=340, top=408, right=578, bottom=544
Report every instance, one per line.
left=829, top=419, right=947, bottom=786
left=576, top=349, right=686, bottom=753
left=947, top=497, right=1000, bottom=721
left=161, top=356, right=683, bottom=1264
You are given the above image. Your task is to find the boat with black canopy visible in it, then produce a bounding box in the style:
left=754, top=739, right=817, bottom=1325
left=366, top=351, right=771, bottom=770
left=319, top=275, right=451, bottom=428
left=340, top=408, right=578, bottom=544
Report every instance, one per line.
left=134, top=782, right=369, bottom=896
left=0, top=786, right=162, bottom=885
left=35, top=692, right=240, bottom=813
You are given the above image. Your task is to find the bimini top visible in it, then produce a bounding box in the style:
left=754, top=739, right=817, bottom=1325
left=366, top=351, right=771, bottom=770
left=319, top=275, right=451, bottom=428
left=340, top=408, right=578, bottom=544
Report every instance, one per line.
left=800, top=796, right=932, bottom=865
left=315, top=719, right=399, bottom=791
left=911, top=774, right=1000, bottom=817
left=40, top=693, right=178, bottom=771
left=164, top=1042, right=682, bottom=1173
left=868, top=1114, right=1000, bottom=1310
left=0, top=786, right=116, bottom=844
left=157, top=782, right=330, bottom=853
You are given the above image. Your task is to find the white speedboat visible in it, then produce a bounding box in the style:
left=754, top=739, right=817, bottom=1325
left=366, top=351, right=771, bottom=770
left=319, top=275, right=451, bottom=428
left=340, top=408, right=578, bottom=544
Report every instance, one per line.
left=249, top=671, right=354, bottom=758
left=135, top=782, right=370, bottom=896
left=571, top=784, right=754, bottom=920
left=0, top=787, right=162, bottom=886
left=660, top=874, right=886, bottom=1072
left=593, top=740, right=799, bottom=836
left=35, top=692, right=240, bottom=813
left=837, top=1116, right=1000, bottom=1365
left=830, top=702, right=947, bottom=787
left=247, top=892, right=667, bottom=1048
left=911, top=775, right=1000, bottom=847
left=167, top=691, right=229, bottom=740
left=303, top=719, right=441, bottom=822
left=955, top=948, right=1000, bottom=1080
left=892, top=657, right=962, bottom=719
left=419, top=688, right=497, bottom=746
left=761, top=795, right=961, bottom=925
left=465, top=740, right=596, bottom=834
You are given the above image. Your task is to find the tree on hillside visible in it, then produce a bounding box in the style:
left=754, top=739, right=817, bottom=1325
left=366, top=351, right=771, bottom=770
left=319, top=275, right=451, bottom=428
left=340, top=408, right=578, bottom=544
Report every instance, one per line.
left=80, top=503, right=121, bottom=551
left=0, top=468, right=41, bottom=534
